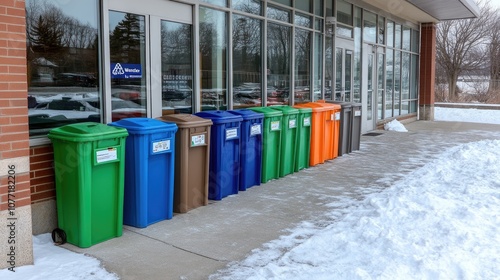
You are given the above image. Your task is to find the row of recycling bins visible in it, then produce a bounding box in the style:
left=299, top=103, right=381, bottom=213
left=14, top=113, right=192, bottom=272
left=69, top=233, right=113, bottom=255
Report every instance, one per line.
left=47, top=101, right=361, bottom=248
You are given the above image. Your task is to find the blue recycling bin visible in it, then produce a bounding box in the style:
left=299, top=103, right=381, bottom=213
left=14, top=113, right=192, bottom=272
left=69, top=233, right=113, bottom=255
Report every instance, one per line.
left=109, top=118, right=177, bottom=228
left=228, top=109, right=264, bottom=191
left=195, top=111, right=243, bottom=200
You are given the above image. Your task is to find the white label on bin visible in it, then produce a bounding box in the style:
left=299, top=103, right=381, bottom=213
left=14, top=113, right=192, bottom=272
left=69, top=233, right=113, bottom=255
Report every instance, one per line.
left=335, top=112, right=341, bottom=120
left=226, top=128, right=238, bottom=140
left=354, top=110, right=361, bottom=117
left=289, top=119, right=297, bottom=128
left=191, top=134, right=206, bottom=147
left=250, top=124, right=262, bottom=136
left=303, top=117, right=311, bottom=127
left=330, top=113, right=335, bottom=121
left=270, top=121, right=280, bottom=131
left=96, top=148, right=117, bottom=163
left=152, top=140, right=170, bottom=153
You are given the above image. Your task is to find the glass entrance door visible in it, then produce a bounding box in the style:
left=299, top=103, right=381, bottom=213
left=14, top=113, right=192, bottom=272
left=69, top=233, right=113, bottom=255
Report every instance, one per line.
left=334, top=40, right=354, bottom=102
left=106, top=0, right=193, bottom=121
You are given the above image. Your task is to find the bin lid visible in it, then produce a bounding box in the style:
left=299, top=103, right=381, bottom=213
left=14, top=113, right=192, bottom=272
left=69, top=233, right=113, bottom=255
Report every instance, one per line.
left=351, top=102, right=362, bottom=108
left=294, top=102, right=329, bottom=112
left=47, top=122, right=128, bottom=142
left=293, top=106, right=313, bottom=113
left=195, top=110, right=243, bottom=124
left=317, top=100, right=352, bottom=108
left=228, top=109, right=264, bottom=121
left=109, top=117, right=178, bottom=134
left=249, top=107, right=283, bottom=117
left=313, top=102, right=341, bottom=110
left=158, top=114, right=213, bottom=129
left=269, top=105, right=299, bottom=115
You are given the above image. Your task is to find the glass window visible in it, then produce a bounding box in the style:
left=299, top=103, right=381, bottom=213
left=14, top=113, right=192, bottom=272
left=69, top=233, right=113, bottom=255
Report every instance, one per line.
left=267, top=23, right=291, bottom=106
left=367, top=53, right=374, bottom=120
left=295, top=29, right=311, bottom=103
left=402, top=26, right=411, bottom=51
left=336, top=25, right=353, bottom=38
left=313, top=33, right=323, bottom=101
left=232, top=15, right=262, bottom=109
left=295, top=13, right=312, bottom=28
left=201, top=0, right=227, bottom=7
left=233, top=0, right=262, bottom=15
left=325, top=36, right=333, bottom=100
left=401, top=52, right=410, bottom=100
left=353, top=7, right=361, bottom=103
left=267, top=5, right=290, bottom=22
left=412, top=29, right=419, bottom=53
left=345, top=50, right=352, bottom=101
left=109, top=11, right=147, bottom=120
left=378, top=16, right=385, bottom=45
left=394, top=50, right=401, bottom=116
left=271, top=0, right=291, bottom=6
left=410, top=54, right=418, bottom=99
left=296, top=0, right=311, bottom=13
left=410, top=100, right=417, bottom=113
left=315, top=18, right=323, bottom=31
left=385, top=49, right=393, bottom=118
left=377, top=53, right=384, bottom=120
left=326, top=0, right=333, bottom=17
left=199, top=7, right=228, bottom=110
left=161, top=21, right=193, bottom=115
left=363, top=11, right=376, bottom=43
left=337, top=0, right=352, bottom=26
left=26, top=0, right=100, bottom=137
left=335, top=48, right=342, bottom=101
left=395, top=24, right=402, bottom=49
left=314, top=0, right=323, bottom=16
left=386, top=21, right=394, bottom=48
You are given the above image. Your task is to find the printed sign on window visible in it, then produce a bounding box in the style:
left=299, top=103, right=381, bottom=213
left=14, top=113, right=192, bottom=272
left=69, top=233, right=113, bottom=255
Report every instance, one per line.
left=250, top=124, right=262, bottom=136
left=152, top=140, right=170, bottom=153
left=111, top=63, right=142, bottom=79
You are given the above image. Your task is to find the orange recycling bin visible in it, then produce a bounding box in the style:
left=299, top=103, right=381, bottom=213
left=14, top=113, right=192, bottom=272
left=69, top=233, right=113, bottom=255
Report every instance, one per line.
left=294, top=102, right=341, bottom=166
left=314, top=101, right=341, bottom=160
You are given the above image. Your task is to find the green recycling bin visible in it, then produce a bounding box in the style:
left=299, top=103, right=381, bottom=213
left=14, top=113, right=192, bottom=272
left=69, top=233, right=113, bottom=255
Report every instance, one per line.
left=249, top=107, right=282, bottom=183
left=294, top=107, right=312, bottom=171
left=48, top=122, right=128, bottom=248
left=270, top=105, right=299, bottom=177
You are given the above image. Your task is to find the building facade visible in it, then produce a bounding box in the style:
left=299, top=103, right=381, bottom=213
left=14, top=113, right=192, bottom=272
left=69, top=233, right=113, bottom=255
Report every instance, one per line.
left=0, top=0, right=478, bottom=269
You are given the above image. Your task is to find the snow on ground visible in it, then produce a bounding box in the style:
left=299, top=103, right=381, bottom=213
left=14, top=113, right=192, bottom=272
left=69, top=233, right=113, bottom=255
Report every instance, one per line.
left=212, top=139, right=500, bottom=279
left=1, top=107, right=499, bottom=279
left=0, top=234, right=118, bottom=280
left=435, top=106, right=500, bottom=125
left=383, top=119, right=408, bottom=132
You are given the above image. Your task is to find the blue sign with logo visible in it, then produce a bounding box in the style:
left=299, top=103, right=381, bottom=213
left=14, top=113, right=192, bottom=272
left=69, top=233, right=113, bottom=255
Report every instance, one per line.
left=111, top=63, right=142, bottom=79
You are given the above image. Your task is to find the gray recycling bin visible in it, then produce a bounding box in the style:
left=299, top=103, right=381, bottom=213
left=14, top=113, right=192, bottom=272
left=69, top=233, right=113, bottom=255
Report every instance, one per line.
left=351, top=103, right=362, bottom=151
left=319, top=100, right=352, bottom=156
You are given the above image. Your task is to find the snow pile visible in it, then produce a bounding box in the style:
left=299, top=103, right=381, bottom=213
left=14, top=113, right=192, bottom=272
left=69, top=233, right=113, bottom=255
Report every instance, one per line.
left=0, top=234, right=118, bottom=280
left=435, top=107, right=500, bottom=125
left=212, top=140, right=500, bottom=280
left=384, top=119, right=408, bottom=132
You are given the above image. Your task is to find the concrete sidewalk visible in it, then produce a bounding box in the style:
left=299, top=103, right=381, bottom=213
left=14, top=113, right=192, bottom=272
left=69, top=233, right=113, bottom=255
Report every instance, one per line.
left=63, top=121, right=500, bottom=280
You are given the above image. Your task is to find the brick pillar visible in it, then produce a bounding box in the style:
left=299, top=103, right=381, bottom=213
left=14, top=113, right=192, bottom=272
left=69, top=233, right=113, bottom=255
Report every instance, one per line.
left=0, top=0, right=34, bottom=270
left=419, top=23, right=436, bottom=120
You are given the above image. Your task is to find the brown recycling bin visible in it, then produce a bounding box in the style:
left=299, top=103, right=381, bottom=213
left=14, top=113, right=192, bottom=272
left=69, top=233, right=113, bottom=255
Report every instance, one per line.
left=158, top=114, right=212, bottom=213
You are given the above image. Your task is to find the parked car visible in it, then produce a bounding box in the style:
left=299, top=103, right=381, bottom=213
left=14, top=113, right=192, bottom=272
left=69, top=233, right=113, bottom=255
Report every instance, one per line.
left=53, top=73, right=97, bottom=87
left=162, top=81, right=192, bottom=100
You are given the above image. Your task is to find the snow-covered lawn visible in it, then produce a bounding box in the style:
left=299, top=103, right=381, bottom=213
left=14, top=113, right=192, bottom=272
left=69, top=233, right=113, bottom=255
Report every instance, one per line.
left=434, top=106, right=500, bottom=125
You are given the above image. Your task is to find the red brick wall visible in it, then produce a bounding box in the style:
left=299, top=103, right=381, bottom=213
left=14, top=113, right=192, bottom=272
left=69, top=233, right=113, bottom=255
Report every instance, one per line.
left=419, top=23, right=436, bottom=106
left=0, top=0, right=31, bottom=211
left=29, top=145, right=56, bottom=203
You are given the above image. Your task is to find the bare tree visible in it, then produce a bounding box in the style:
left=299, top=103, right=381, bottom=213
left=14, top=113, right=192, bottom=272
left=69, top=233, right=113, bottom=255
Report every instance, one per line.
left=487, top=12, right=500, bottom=92
left=436, top=1, right=493, bottom=100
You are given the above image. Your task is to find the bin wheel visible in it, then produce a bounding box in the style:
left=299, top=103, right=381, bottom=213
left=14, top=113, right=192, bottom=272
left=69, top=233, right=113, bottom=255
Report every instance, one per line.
left=51, top=228, right=67, bottom=245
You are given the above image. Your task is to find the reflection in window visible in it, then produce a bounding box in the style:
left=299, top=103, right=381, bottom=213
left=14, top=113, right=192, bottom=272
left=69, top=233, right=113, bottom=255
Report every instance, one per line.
left=363, top=11, right=376, bottom=43
left=401, top=52, right=410, bottom=101
left=386, top=50, right=393, bottom=118
left=271, top=0, right=291, bottom=6
left=313, top=33, right=323, bottom=101
left=402, top=26, right=411, bottom=51
left=345, top=50, right=352, bottom=102
left=367, top=54, right=373, bottom=121
left=336, top=25, right=353, bottom=38
left=337, top=0, right=353, bottom=25
left=395, top=24, right=402, bottom=49
left=233, top=15, right=262, bottom=109
left=387, top=21, right=394, bottom=48
left=199, top=7, right=228, bottom=110
left=410, top=54, right=418, bottom=99
left=26, top=0, right=100, bottom=137
left=412, top=30, right=419, bottom=53
left=201, top=0, right=227, bottom=7
left=267, top=5, right=290, bottom=22
left=109, top=11, right=147, bottom=120
left=377, top=53, right=384, bottom=120
left=267, top=23, right=291, bottom=106
left=314, top=0, right=323, bottom=16
left=296, top=0, right=311, bottom=13
left=378, top=16, right=385, bottom=44
left=315, top=18, right=323, bottom=31
left=295, top=13, right=312, bottom=28
left=295, top=29, right=311, bottom=103
left=161, top=21, right=193, bottom=115
left=233, top=0, right=261, bottom=15
left=325, top=36, right=333, bottom=100
left=394, top=50, right=401, bottom=116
